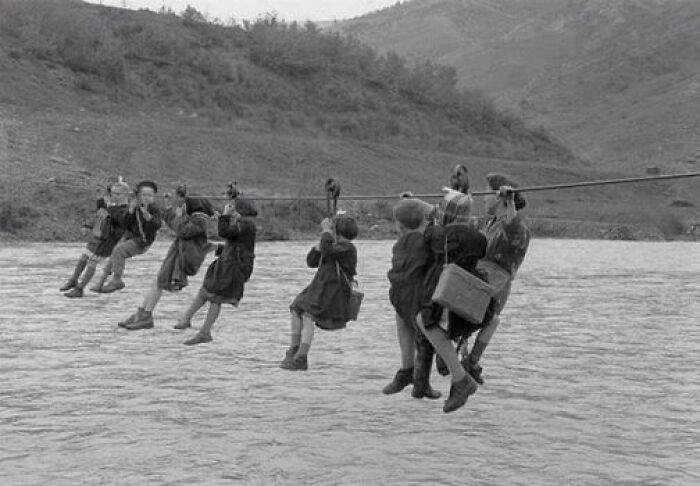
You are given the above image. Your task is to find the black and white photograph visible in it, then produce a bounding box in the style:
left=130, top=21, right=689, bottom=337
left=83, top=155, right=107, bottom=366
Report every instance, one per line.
left=1, top=0, right=698, bottom=484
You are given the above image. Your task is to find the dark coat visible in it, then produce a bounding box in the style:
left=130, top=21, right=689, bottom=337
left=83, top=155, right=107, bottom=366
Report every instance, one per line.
left=387, top=230, right=431, bottom=326
left=156, top=198, right=213, bottom=291
left=202, top=215, right=256, bottom=303
left=123, top=203, right=163, bottom=249
left=291, top=232, right=357, bottom=330
left=86, top=203, right=129, bottom=258
left=420, top=222, right=494, bottom=339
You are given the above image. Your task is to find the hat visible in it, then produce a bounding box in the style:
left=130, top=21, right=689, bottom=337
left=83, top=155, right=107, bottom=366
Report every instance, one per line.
left=185, top=197, right=215, bottom=216
left=440, top=189, right=472, bottom=224
left=136, top=180, right=158, bottom=193
left=393, top=198, right=434, bottom=230
left=234, top=197, right=258, bottom=217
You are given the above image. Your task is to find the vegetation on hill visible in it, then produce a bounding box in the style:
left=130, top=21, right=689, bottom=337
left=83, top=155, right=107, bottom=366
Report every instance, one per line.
left=0, top=0, right=572, bottom=162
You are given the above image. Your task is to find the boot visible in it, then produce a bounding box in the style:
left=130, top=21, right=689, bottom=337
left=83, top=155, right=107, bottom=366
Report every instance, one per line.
left=184, top=331, right=212, bottom=346
left=461, top=355, right=485, bottom=385
left=291, top=354, right=308, bottom=371
left=382, top=367, right=413, bottom=395
left=443, top=374, right=478, bottom=413
left=101, top=277, right=125, bottom=294
left=279, top=346, right=299, bottom=369
left=118, top=307, right=144, bottom=328
left=60, top=255, right=88, bottom=291
left=64, top=265, right=95, bottom=299
left=173, top=318, right=192, bottom=330
left=125, top=310, right=154, bottom=330
left=90, top=272, right=109, bottom=293
left=435, top=354, right=450, bottom=376
left=412, top=341, right=441, bottom=400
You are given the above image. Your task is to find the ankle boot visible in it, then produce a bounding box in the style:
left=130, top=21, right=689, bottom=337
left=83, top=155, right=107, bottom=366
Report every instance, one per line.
left=443, top=374, right=478, bottom=413
left=173, top=318, right=192, bottom=330
left=125, top=310, right=154, bottom=330
left=184, top=330, right=212, bottom=346
left=382, top=367, right=414, bottom=394
left=412, top=341, right=441, bottom=399
left=65, top=265, right=95, bottom=298
left=90, top=272, right=109, bottom=293
left=291, top=354, right=308, bottom=371
left=461, top=354, right=485, bottom=385
left=60, top=255, right=88, bottom=291
left=118, top=307, right=144, bottom=328
left=280, top=346, right=299, bottom=369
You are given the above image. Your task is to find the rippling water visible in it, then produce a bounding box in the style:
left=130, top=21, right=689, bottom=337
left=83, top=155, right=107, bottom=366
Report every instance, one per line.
left=1, top=239, right=699, bottom=485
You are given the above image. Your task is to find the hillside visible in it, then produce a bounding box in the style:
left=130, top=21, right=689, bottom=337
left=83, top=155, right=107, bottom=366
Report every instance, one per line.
left=332, top=0, right=700, bottom=170
left=0, top=0, right=693, bottom=241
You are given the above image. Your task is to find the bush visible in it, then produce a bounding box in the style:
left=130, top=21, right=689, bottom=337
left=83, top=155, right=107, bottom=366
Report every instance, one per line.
left=0, top=201, right=39, bottom=233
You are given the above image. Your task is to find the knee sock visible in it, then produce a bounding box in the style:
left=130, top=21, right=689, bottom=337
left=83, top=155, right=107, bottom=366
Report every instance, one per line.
left=77, top=261, right=97, bottom=290
left=289, top=312, right=302, bottom=349
left=471, top=316, right=500, bottom=364
left=143, top=283, right=162, bottom=312
left=70, top=254, right=89, bottom=282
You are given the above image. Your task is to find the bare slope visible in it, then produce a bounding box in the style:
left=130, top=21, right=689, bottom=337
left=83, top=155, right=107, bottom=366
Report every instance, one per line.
left=333, top=0, right=700, bottom=169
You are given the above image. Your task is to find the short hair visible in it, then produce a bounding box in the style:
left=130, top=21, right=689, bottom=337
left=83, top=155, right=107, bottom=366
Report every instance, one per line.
left=137, top=180, right=158, bottom=194
left=486, top=172, right=526, bottom=210
left=335, top=215, right=358, bottom=240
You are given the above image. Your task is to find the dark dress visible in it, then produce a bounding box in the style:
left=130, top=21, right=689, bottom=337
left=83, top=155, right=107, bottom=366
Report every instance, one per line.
left=420, top=222, right=494, bottom=340
left=201, top=214, right=256, bottom=305
left=86, top=203, right=129, bottom=258
left=157, top=197, right=214, bottom=291
left=291, top=232, right=357, bottom=330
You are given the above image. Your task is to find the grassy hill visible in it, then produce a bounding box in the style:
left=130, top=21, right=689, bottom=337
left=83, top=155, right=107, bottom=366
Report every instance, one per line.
left=332, top=0, right=700, bottom=171
left=0, top=0, right=693, bottom=241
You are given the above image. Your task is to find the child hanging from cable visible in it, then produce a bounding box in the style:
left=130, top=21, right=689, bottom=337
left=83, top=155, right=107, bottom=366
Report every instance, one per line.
left=280, top=214, right=359, bottom=371
left=118, top=185, right=216, bottom=330
left=176, top=197, right=258, bottom=345
left=95, top=180, right=162, bottom=293
left=416, top=189, right=496, bottom=413
left=60, top=179, right=131, bottom=298
left=382, top=197, right=441, bottom=399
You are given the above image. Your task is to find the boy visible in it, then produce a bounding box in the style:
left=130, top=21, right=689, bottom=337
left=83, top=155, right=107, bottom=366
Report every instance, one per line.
left=61, top=179, right=131, bottom=298
left=95, top=180, right=162, bottom=293
left=383, top=198, right=441, bottom=399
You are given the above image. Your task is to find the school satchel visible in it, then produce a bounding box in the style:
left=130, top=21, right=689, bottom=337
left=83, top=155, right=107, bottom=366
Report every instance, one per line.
left=336, top=261, right=364, bottom=321
left=431, top=238, right=494, bottom=324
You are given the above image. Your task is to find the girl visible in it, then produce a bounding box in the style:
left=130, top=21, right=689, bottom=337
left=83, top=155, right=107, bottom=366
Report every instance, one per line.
left=61, top=179, right=131, bottom=298
left=118, top=186, right=215, bottom=330
left=280, top=215, right=359, bottom=371
left=177, top=198, right=258, bottom=345
left=416, top=189, right=494, bottom=413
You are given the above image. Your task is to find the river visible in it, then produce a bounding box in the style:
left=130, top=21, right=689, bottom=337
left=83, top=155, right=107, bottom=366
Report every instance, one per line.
left=1, top=239, right=698, bottom=485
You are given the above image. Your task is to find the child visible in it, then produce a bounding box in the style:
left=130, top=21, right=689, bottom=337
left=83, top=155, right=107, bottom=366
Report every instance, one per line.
left=95, top=180, right=162, bottom=293
left=177, top=197, right=258, bottom=345
left=280, top=214, right=359, bottom=371
left=118, top=186, right=216, bottom=330
left=383, top=198, right=441, bottom=399
left=416, top=189, right=494, bottom=413
left=61, top=179, right=131, bottom=298
left=460, top=173, right=530, bottom=384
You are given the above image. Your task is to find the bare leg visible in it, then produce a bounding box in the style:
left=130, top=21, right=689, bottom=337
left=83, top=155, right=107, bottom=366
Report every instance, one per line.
left=416, top=314, right=465, bottom=382
left=281, top=312, right=303, bottom=368
left=175, top=291, right=206, bottom=329
left=471, top=315, right=500, bottom=364
left=184, top=302, right=219, bottom=345
left=299, top=314, right=315, bottom=355
left=142, top=282, right=162, bottom=312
